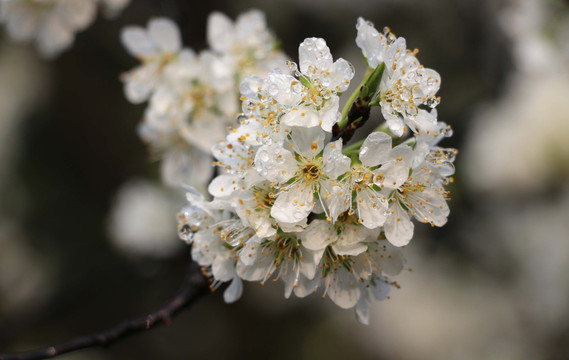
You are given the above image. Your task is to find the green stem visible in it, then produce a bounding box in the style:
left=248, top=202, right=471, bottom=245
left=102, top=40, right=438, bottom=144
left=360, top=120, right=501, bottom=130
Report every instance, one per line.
left=342, top=139, right=365, bottom=155
left=338, top=67, right=373, bottom=129
left=368, top=96, right=381, bottom=107
left=401, top=137, right=417, bottom=147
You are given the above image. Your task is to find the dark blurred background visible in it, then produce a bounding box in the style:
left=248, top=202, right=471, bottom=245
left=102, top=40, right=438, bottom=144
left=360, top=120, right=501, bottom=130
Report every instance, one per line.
left=1, top=0, right=569, bottom=359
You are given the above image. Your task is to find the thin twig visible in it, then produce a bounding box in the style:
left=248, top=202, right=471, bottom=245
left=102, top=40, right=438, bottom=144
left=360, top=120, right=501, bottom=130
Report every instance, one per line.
left=0, top=262, right=211, bottom=360
left=331, top=96, right=371, bottom=144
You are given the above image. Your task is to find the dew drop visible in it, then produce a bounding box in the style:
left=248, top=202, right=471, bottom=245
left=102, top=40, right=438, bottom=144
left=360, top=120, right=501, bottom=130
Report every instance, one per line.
left=425, top=97, right=440, bottom=108
left=259, top=151, right=270, bottom=162
left=178, top=224, right=193, bottom=242
left=287, top=61, right=298, bottom=73
left=268, top=84, right=279, bottom=97
left=246, top=101, right=256, bottom=111
left=346, top=62, right=355, bottom=78
left=237, top=113, right=248, bottom=124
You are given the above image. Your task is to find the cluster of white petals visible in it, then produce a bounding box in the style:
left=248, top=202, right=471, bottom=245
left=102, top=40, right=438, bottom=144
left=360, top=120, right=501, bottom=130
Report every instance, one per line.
left=120, top=10, right=287, bottom=190
left=356, top=18, right=441, bottom=136
left=177, top=18, right=456, bottom=324
left=0, top=0, right=130, bottom=58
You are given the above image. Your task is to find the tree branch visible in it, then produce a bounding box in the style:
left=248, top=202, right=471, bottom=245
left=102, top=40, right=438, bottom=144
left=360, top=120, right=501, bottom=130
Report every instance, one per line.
left=331, top=97, right=372, bottom=144
left=0, top=261, right=211, bottom=360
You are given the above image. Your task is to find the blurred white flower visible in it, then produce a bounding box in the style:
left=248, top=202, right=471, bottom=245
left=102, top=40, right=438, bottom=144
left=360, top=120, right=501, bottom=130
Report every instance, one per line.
left=107, top=179, right=183, bottom=258
left=0, top=0, right=129, bottom=58
left=121, top=10, right=288, bottom=189
left=465, top=0, right=569, bottom=195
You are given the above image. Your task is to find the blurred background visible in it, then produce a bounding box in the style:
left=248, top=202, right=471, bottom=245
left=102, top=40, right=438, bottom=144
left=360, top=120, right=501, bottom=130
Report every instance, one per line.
left=1, top=0, right=569, bottom=359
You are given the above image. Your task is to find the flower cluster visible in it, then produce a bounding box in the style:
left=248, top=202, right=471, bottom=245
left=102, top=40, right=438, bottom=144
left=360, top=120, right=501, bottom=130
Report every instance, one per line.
left=120, top=10, right=287, bottom=189
left=177, top=17, right=457, bottom=324
left=0, top=0, right=130, bottom=58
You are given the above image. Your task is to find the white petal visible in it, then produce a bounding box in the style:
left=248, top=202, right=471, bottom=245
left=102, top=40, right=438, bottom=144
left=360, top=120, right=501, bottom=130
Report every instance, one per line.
left=384, top=113, right=406, bottom=137
left=329, top=58, right=354, bottom=92
left=212, top=140, right=254, bottom=175
left=278, top=217, right=307, bottom=233
left=37, top=15, right=73, bottom=58
left=271, top=185, right=314, bottom=224
left=380, top=246, right=405, bottom=276
left=422, top=68, right=441, bottom=97
left=4, top=7, right=39, bottom=41
left=280, top=108, right=321, bottom=129
left=294, top=275, right=321, bottom=298
left=371, top=277, right=391, bottom=301
left=319, top=179, right=350, bottom=222
left=355, top=291, right=371, bottom=325
left=287, top=126, right=326, bottom=159
left=283, top=265, right=301, bottom=299
left=323, top=140, right=350, bottom=179
left=239, top=237, right=259, bottom=266
left=355, top=17, right=386, bottom=69
left=384, top=37, right=407, bottom=73
left=207, top=11, right=234, bottom=53
left=148, top=18, right=181, bottom=53
left=236, top=247, right=272, bottom=281
left=239, top=75, right=264, bottom=99
left=181, top=112, right=228, bottom=153
left=333, top=241, right=368, bottom=256
left=384, top=203, right=414, bottom=247
left=123, top=64, right=159, bottom=103
left=212, top=256, right=234, bottom=282
left=299, top=247, right=324, bottom=280
left=359, top=131, right=392, bottom=167
left=121, top=27, right=156, bottom=57
left=161, top=147, right=213, bottom=189
left=326, top=270, right=360, bottom=309
left=266, top=72, right=301, bottom=107
left=356, top=188, right=387, bottom=229
left=410, top=188, right=449, bottom=227
left=208, top=174, right=241, bottom=198
left=238, top=198, right=276, bottom=239
left=374, top=162, right=409, bottom=190
left=317, top=96, right=341, bottom=132
left=298, top=37, right=333, bottom=74
left=333, top=224, right=374, bottom=256
left=254, top=144, right=297, bottom=183
left=223, top=278, right=243, bottom=303
left=300, top=220, right=334, bottom=251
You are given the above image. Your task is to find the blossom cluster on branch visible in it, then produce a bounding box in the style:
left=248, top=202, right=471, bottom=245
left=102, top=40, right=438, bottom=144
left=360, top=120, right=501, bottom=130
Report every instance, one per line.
left=1, top=5, right=456, bottom=324
left=171, top=14, right=457, bottom=324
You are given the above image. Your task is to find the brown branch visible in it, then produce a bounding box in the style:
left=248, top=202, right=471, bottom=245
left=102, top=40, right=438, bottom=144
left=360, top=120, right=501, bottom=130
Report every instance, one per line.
left=331, top=97, right=372, bottom=144
left=0, top=262, right=211, bottom=360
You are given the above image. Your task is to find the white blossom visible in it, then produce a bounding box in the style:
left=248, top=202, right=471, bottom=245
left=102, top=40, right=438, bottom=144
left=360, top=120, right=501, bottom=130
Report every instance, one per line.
left=356, top=18, right=441, bottom=137
left=173, top=16, right=456, bottom=324
left=0, top=0, right=129, bottom=58
left=107, top=180, right=183, bottom=258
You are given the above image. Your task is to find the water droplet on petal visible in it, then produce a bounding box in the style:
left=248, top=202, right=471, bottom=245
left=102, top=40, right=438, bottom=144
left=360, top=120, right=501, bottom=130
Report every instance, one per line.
left=287, top=61, right=298, bottom=73
left=425, top=97, right=440, bottom=108
left=178, top=224, right=194, bottom=242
